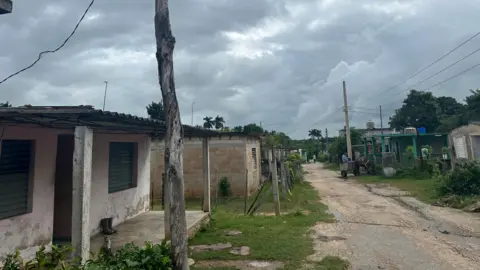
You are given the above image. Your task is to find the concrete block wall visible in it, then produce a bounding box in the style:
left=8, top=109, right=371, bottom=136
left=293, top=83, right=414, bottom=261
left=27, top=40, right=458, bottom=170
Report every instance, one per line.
left=151, top=136, right=261, bottom=203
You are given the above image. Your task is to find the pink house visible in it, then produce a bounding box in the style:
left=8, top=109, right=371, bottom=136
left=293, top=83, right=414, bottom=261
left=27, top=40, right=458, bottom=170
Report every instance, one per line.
left=0, top=106, right=215, bottom=263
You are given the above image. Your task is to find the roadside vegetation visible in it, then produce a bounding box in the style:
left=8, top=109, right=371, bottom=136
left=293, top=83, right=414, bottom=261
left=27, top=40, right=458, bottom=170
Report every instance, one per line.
left=188, top=160, right=349, bottom=270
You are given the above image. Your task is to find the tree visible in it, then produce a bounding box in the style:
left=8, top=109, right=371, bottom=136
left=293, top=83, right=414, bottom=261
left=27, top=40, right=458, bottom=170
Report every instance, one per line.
left=154, top=0, right=189, bottom=268
left=203, top=116, right=214, bottom=129
left=327, top=127, right=364, bottom=162
left=465, top=89, right=480, bottom=121
left=0, top=101, right=12, bottom=107
left=232, top=126, right=243, bottom=132
left=389, top=90, right=440, bottom=132
left=242, top=123, right=264, bottom=134
left=214, top=115, right=225, bottom=129
left=308, top=129, right=322, bottom=140
left=146, top=101, right=165, bottom=121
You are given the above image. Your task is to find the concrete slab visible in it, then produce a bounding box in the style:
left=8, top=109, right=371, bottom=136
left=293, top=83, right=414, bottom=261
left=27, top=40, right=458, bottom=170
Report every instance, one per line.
left=90, top=211, right=209, bottom=252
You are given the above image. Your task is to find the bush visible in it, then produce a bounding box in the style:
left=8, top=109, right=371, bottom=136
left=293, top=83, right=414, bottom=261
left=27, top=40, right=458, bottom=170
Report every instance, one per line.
left=436, top=160, right=480, bottom=197
left=317, top=154, right=327, bottom=162
left=1, top=242, right=172, bottom=270
left=219, top=176, right=231, bottom=197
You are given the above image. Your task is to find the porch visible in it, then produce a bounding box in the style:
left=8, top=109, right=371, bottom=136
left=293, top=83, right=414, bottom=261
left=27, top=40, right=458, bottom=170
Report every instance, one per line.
left=90, top=211, right=209, bottom=251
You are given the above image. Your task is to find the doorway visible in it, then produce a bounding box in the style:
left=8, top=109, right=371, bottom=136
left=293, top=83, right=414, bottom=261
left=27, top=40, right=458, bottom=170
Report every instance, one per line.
left=53, top=135, right=74, bottom=244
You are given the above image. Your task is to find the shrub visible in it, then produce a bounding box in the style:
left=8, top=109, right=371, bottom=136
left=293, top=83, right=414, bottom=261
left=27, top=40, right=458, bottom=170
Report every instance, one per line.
left=1, top=242, right=172, bottom=270
left=219, top=176, right=231, bottom=197
left=436, top=160, right=480, bottom=197
left=317, top=154, right=327, bottom=162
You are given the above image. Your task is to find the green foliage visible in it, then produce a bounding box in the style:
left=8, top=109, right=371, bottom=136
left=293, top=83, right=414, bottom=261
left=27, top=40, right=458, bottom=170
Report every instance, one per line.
left=327, top=128, right=364, bottom=161
left=219, top=176, right=231, bottom=197
left=388, top=89, right=480, bottom=133
left=2, top=243, right=172, bottom=270
left=213, top=115, right=225, bottom=130
left=286, top=153, right=304, bottom=181
left=436, top=161, right=480, bottom=197
left=146, top=102, right=165, bottom=121
left=317, top=153, right=327, bottom=162
left=308, top=129, right=322, bottom=140
left=202, top=116, right=214, bottom=129
left=0, top=101, right=12, bottom=107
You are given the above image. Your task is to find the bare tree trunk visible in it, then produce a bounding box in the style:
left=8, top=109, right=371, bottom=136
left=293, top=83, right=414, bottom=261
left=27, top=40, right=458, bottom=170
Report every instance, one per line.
left=154, top=1, right=189, bottom=269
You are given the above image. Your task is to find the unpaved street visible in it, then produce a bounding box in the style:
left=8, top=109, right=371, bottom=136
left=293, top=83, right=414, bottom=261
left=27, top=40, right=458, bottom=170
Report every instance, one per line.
left=305, top=164, right=480, bottom=270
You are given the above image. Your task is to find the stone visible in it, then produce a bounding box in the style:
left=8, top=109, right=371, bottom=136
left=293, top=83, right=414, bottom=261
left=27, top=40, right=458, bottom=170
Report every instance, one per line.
left=190, top=243, right=232, bottom=252
left=229, top=246, right=250, bottom=256
left=188, top=258, right=195, bottom=266
left=226, top=230, right=242, bottom=236
left=464, top=201, right=480, bottom=212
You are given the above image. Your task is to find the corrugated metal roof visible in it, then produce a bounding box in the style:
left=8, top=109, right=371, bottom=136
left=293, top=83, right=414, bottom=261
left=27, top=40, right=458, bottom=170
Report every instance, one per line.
left=0, top=105, right=219, bottom=137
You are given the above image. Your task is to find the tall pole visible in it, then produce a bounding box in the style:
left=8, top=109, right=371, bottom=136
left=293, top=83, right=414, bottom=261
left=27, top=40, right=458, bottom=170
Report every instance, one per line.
left=342, top=81, right=353, bottom=159
left=102, top=81, right=108, bottom=111
left=191, top=101, right=196, bottom=126
left=155, top=0, right=189, bottom=268
left=325, top=128, right=329, bottom=153
left=380, top=105, right=384, bottom=134
left=380, top=105, right=386, bottom=152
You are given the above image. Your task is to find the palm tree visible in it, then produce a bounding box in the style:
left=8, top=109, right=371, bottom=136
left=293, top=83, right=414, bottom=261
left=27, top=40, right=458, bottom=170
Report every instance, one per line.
left=203, top=116, right=214, bottom=129
left=308, top=129, right=322, bottom=140
left=214, top=115, right=225, bottom=130
left=0, top=101, right=12, bottom=107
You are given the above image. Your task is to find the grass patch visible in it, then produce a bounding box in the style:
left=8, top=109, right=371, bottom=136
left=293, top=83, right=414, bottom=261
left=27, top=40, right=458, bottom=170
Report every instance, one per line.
left=313, top=256, right=351, bottom=270
left=188, top=181, right=335, bottom=269
left=356, top=175, right=479, bottom=209
left=356, top=175, right=439, bottom=204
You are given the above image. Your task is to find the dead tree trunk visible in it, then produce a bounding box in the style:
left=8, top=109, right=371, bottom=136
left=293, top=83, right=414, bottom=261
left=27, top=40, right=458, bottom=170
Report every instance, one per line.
left=154, top=1, right=189, bottom=269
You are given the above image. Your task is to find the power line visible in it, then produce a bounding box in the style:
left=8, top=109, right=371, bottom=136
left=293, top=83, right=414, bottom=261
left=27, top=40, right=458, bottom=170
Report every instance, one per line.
left=420, top=62, right=480, bottom=91
left=381, top=45, right=480, bottom=103
left=0, top=0, right=96, bottom=85
left=381, top=62, right=480, bottom=107
left=364, top=30, right=480, bottom=101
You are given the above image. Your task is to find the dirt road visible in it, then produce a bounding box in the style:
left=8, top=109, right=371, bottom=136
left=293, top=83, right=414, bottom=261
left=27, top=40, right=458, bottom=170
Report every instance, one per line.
left=305, top=163, right=480, bottom=270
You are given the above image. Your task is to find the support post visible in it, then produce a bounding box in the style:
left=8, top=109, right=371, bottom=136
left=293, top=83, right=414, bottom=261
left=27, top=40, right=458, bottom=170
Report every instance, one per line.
left=202, top=137, right=211, bottom=213
left=372, top=137, right=377, bottom=155
left=280, top=159, right=287, bottom=197
left=269, top=149, right=281, bottom=216
left=381, top=136, right=386, bottom=153
left=72, top=126, right=93, bottom=262
left=363, top=139, right=368, bottom=157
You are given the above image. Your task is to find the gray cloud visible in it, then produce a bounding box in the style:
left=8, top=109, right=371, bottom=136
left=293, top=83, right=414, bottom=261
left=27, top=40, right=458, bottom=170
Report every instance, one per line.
left=1, top=0, right=480, bottom=138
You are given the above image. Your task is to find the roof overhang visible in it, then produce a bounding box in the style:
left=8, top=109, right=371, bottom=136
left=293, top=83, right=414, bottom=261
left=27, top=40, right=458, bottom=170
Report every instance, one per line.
left=0, top=0, right=12, bottom=15
left=0, top=106, right=219, bottom=137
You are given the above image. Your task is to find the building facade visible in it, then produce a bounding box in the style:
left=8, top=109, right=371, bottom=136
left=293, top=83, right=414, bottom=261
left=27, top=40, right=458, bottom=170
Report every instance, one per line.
left=151, top=134, right=262, bottom=203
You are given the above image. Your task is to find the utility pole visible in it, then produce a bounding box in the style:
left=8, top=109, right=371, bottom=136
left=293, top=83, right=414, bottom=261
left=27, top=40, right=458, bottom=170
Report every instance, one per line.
left=102, top=81, right=108, bottom=111
left=325, top=128, right=329, bottom=153
left=379, top=105, right=384, bottom=134
left=342, top=81, right=353, bottom=159
left=155, top=0, right=189, bottom=269
left=191, top=101, right=196, bottom=126
left=380, top=105, right=386, bottom=152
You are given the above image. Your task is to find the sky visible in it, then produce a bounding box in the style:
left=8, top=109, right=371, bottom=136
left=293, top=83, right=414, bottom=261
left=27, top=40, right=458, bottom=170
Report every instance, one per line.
left=1, top=0, right=480, bottom=139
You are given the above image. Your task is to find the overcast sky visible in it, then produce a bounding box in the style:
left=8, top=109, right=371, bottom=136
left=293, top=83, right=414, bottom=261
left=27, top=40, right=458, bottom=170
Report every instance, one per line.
left=1, top=0, right=480, bottom=138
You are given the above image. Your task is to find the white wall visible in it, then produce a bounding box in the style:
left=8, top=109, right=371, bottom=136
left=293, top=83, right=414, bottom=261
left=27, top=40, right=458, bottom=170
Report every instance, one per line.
left=0, top=125, right=151, bottom=262
left=89, top=133, right=151, bottom=235
left=0, top=125, right=69, bottom=261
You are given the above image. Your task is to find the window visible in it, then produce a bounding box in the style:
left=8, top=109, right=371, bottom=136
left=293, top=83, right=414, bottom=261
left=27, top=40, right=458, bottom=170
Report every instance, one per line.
left=251, top=148, right=257, bottom=170
left=108, top=142, right=137, bottom=193
left=0, top=140, right=33, bottom=219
